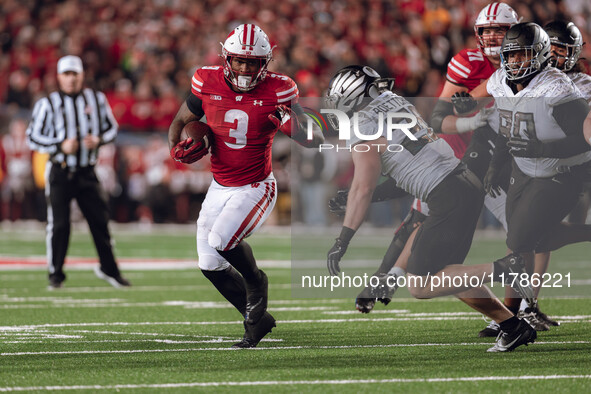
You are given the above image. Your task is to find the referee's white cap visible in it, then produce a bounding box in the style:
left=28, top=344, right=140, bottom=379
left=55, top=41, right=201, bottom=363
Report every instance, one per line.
left=57, top=55, right=83, bottom=74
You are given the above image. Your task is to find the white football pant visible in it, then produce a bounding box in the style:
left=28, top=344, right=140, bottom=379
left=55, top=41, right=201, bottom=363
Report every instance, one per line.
left=196, top=174, right=277, bottom=271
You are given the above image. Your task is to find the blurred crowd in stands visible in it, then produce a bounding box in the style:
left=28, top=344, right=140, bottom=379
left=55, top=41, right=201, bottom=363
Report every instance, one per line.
left=1, top=0, right=590, bottom=226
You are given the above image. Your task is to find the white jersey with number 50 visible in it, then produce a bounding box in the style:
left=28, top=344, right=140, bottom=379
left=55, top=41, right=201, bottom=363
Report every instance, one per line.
left=487, top=67, right=591, bottom=178
left=348, top=92, right=459, bottom=201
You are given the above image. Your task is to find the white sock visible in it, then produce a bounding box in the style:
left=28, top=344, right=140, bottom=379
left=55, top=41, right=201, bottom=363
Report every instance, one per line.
left=388, top=266, right=406, bottom=277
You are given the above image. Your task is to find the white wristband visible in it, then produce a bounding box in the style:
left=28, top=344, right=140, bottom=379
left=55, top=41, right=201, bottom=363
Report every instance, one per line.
left=455, top=117, right=474, bottom=133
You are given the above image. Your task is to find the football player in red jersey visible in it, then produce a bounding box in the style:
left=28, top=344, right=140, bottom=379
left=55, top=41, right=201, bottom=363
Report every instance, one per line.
left=168, top=24, right=323, bottom=348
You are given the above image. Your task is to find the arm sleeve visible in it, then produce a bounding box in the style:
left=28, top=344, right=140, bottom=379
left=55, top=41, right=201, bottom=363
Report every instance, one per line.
left=544, top=98, right=591, bottom=158
left=186, top=94, right=205, bottom=118
left=430, top=100, right=454, bottom=134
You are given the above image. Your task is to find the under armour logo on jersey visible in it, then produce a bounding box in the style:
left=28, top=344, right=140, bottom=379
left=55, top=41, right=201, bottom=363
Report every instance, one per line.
left=253, top=100, right=263, bottom=106
left=210, top=95, right=222, bottom=101
left=251, top=182, right=260, bottom=188
left=236, top=96, right=243, bottom=101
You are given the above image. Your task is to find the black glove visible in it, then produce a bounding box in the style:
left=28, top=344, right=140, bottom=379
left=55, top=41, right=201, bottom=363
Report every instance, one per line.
left=451, top=91, right=477, bottom=115
left=483, top=167, right=503, bottom=198
left=328, top=189, right=349, bottom=216
left=327, top=238, right=348, bottom=276
left=507, top=137, right=544, bottom=158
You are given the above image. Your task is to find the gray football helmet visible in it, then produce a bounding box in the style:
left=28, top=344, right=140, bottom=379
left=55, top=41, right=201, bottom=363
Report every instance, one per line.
left=325, top=65, right=394, bottom=116
left=544, top=20, right=583, bottom=72
left=500, top=22, right=551, bottom=83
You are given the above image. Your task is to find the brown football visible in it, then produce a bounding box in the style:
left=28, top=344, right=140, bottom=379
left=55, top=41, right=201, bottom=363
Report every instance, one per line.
left=181, top=121, right=213, bottom=149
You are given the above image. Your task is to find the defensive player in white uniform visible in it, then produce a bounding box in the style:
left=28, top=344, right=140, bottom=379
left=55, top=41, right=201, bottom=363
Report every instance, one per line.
left=339, top=2, right=519, bottom=314
left=544, top=20, right=591, bottom=226
left=326, top=65, right=537, bottom=352
left=483, top=23, right=591, bottom=333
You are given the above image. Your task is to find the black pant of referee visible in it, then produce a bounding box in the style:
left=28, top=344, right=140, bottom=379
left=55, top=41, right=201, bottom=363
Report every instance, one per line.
left=45, top=161, right=130, bottom=288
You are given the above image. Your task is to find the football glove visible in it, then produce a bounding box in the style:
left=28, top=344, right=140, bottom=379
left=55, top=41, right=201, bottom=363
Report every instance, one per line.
left=483, top=166, right=503, bottom=198
left=328, top=189, right=349, bottom=216
left=455, top=107, right=492, bottom=133
left=507, top=137, right=544, bottom=158
left=451, top=91, right=477, bottom=115
left=327, top=238, right=348, bottom=276
left=268, top=105, right=299, bottom=135
left=170, top=138, right=208, bottom=164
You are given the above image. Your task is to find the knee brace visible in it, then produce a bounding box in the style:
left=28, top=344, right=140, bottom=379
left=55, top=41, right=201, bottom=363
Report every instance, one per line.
left=208, top=231, right=225, bottom=251
left=197, top=253, right=230, bottom=271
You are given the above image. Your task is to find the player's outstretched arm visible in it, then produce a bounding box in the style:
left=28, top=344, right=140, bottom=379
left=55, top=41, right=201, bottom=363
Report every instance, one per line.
left=270, top=104, right=324, bottom=147
left=328, top=178, right=407, bottom=216
left=431, top=80, right=493, bottom=135
left=327, top=141, right=383, bottom=275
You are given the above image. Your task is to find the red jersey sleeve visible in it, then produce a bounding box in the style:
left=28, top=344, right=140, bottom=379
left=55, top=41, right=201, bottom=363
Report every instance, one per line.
left=446, top=50, right=476, bottom=85
left=191, top=68, right=206, bottom=99
left=446, top=49, right=496, bottom=90
left=270, top=73, right=299, bottom=105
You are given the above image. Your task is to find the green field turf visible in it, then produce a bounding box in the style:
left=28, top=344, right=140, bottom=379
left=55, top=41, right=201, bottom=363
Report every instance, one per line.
left=0, top=226, right=590, bottom=392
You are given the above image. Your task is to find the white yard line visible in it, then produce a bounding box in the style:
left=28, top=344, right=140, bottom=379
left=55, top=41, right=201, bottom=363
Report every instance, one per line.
left=2, top=375, right=591, bottom=391
left=1, top=341, right=589, bottom=357
left=3, top=314, right=591, bottom=331
left=0, top=259, right=290, bottom=270
left=3, top=375, right=589, bottom=391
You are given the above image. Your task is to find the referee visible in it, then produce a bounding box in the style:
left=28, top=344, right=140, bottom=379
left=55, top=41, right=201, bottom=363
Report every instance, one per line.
left=26, top=55, right=130, bottom=289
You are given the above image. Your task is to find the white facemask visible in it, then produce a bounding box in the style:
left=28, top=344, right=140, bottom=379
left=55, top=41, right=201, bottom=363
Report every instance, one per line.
left=484, top=46, right=501, bottom=56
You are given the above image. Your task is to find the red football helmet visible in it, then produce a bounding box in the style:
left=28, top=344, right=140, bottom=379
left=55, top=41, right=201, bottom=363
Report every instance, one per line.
left=221, top=24, right=274, bottom=92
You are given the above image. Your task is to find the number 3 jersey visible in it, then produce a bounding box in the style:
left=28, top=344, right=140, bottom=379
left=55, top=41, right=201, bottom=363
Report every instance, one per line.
left=487, top=67, right=591, bottom=178
left=190, top=66, right=298, bottom=186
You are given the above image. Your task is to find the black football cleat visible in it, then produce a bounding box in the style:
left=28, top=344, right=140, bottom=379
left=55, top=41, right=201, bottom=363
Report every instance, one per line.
left=536, top=308, right=560, bottom=327
left=94, top=266, right=131, bottom=288
left=487, top=319, right=537, bottom=352
left=355, top=286, right=376, bottom=313
left=355, top=297, right=376, bottom=314
left=492, top=253, right=535, bottom=307
left=518, top=308, right=549, bottom=331
left=47, top=277, right=64, bottom=290
left=369, top=273, right=399, bottom=305
left=478, top=320, right=501, bottom=338
left=232, top=311, right=276, bottom=349
left=245, top=270, right=268, bottom=324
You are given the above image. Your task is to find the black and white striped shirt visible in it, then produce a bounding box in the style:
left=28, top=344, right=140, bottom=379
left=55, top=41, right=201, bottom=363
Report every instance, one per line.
left=26, top=88, right=118, bottom=170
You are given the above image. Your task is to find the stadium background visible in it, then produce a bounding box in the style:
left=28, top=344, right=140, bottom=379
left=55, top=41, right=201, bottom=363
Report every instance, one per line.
left=1, top=0, right=590, bottom=227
